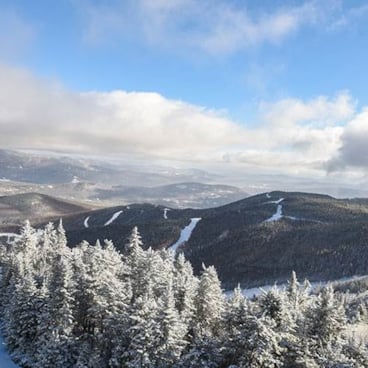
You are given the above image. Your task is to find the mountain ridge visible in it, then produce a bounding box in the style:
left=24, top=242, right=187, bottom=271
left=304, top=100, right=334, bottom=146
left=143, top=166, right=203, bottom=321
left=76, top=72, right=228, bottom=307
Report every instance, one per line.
left=2, top=190, right=368, bottom=288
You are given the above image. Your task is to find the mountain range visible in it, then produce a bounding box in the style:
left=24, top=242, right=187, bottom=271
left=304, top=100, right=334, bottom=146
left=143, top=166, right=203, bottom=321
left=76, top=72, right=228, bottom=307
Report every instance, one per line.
left=0, top=149, right=248, bottom=208
left=2, top=190, right=368, bottom=289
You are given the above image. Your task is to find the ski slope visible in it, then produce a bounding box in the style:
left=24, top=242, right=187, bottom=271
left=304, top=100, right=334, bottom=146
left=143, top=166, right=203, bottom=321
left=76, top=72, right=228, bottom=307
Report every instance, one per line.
left=169, top=218, right=201, bottom=252
left=163, top=208, right=170, bottom=220
left=264, top=198, right=284, bottom=222
left=104, top=210, right=123, bottom=226
left=83, top=216, right=90, bottom=228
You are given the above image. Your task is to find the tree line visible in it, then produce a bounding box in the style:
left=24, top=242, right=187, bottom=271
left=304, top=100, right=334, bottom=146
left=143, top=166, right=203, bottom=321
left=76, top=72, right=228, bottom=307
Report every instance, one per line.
left=0, top=221, right=367, bottom=367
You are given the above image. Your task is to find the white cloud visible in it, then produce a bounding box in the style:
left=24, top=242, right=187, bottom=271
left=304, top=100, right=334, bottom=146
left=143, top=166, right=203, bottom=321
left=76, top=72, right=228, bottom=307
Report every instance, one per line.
left=0, top=64, right=361, bottom=176
left=327, top=109, right=368, bottom=171
left=75, top=0, right=324, bottom=55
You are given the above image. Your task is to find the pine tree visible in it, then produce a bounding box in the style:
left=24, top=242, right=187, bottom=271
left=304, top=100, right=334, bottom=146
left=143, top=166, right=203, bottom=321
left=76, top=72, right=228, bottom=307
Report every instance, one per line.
left=194, top=265, right=225, bottom=338
left=35, top=253, right=76, bottom=368
left=238, top=314, right=283, bottom=368
left=306, top=285, right=346, bottom=347
left=5, top=269, right=40, bottom=366
left=156, top=279, right=187, bottom=366
left=125, top=227, right=147, bottom=300
left=126, top=282, right=162, bottom=368
left=173, top=253, right=198, bottom=328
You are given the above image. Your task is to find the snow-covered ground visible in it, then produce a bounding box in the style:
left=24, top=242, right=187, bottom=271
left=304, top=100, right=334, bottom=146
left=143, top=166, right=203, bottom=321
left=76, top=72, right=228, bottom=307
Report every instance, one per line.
left=169, top=218, right=201, bottom=252
left=345, top=322, right=368, bottom=344
left=227, top=275, right=368, bottom=298
left=263, top=197, right=322, bottom=224
left=104, top=210, right=123, bottom=226
left=0, top=335, right=19, bottom=367
left=163, top=208, right=170, bottom=220
left=83, top=216, right=90, bottom=228
left=269, top=198, right=284, bottom=204
left=264, top=198, right=284, bottom=222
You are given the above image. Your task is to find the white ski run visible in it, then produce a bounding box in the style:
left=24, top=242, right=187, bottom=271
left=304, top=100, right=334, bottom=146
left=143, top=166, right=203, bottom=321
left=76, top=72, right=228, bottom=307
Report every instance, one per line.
left=264, top=198, right=284, bottom=222
left=169, top=218, right=202, bottom=252
left=104, top=210, right=123, bottom=226
left=83, top=216, right=90, bottom=228
left=163, top=208, right=170, bottom=219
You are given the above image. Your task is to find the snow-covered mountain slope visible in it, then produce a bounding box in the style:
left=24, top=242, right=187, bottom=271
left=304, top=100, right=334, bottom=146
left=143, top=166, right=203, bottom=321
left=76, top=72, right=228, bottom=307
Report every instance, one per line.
left=5, top=190, right=368, bottom=289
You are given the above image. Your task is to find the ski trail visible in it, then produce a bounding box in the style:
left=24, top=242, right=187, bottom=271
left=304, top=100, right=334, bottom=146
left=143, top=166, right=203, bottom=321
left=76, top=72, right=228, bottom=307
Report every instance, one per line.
left=264, top=198, right=284, bottom=222
left=163, top=208, right=170, bottom=219
left=170, top=218, right=201, bottom=252
left=83, top=216, right=90, bottom=228
left=104, top=210, right=123, bottom=226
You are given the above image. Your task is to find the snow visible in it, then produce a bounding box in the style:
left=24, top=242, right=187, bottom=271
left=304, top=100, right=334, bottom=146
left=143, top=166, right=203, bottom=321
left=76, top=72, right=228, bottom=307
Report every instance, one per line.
left=0, top=178, right=10, bottom=182
left=227, top=274, right=368, bottom=299
left=0, top=335, right=19, bottom=367
left=169, top=218, right=201, bottom=252
left=71, top=176, right=80, bottom=184
left=163, top=208, right=170, bottom=219
left=83, top=216, right=90, bottom=228
left=266, top=193, right=271, bottom=199
left=104, top=210, right=123, bottom=226
left=346, top=322, right=368, bottom=344
left=269, top=198, right=284, bottom=204
left=264, top=198, right=284, bottom=222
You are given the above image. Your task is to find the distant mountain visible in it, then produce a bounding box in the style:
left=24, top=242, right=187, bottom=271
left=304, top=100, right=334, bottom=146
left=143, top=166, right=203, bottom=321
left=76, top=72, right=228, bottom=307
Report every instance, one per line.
left=40, top=191, right=368, bottom=288
left=3, top=190, right=368, bottom=288
left=0, top=149, right=247, bottom=208
left=0, top=149, right=220, bottom=186
left=0, top=192, right=90, bottom=228
left=95, top=182, right=248, bottom=208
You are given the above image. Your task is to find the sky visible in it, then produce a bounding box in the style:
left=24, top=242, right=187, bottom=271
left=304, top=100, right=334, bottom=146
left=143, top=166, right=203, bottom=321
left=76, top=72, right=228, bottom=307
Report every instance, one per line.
left=1, top=0, right=368, bottom=193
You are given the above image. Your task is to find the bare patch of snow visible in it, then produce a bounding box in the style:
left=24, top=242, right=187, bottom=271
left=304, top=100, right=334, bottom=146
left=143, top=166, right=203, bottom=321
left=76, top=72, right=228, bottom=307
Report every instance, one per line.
left=169, top=218, right=201, bottom=253
left=83, top=216, right=90, bottom=228
left=104, top=210, right=123, bottom=226
left=227, top=275, right=368, bottom=298
left=269, top=198, right=284, bottom=204
left=345, top=322, right=368, bottom=344
left=163, top=208, right=170, bottom=219
left=264, top=202, right=284, bottom=222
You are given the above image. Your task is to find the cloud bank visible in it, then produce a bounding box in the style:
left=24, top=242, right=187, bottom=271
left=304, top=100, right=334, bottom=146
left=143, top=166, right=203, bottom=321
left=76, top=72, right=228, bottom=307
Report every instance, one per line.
left=1, top=64, right=365, bottom=177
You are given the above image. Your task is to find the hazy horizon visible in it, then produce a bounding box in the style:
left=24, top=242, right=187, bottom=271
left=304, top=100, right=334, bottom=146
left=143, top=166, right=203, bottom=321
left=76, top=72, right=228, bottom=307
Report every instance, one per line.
left=1, top=1, right=368, bottom=196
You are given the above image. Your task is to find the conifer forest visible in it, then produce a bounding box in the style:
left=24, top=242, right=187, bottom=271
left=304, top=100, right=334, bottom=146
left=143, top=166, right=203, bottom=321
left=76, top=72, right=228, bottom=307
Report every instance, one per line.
left=0, top=221, right=368, bottom=368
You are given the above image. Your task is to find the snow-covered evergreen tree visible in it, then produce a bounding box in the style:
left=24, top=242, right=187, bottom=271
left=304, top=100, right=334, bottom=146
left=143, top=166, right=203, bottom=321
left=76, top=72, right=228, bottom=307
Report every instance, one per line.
left=194, top=265, right=225, bottom=338
left=35, top=253, right=76, bottom=368
left=0, top=220, right=366, bottom=368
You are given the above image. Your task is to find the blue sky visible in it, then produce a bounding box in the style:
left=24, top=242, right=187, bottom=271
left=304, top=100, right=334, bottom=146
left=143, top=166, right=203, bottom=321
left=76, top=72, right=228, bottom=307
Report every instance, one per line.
left=1, top=0, right=368, bottom=192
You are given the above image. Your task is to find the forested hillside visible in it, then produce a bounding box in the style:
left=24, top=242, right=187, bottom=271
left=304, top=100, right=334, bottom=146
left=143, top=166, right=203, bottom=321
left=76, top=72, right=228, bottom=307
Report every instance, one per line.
left=0, top=222, right=367, bottom=367
left=57, top=191, right=368, bottom=288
